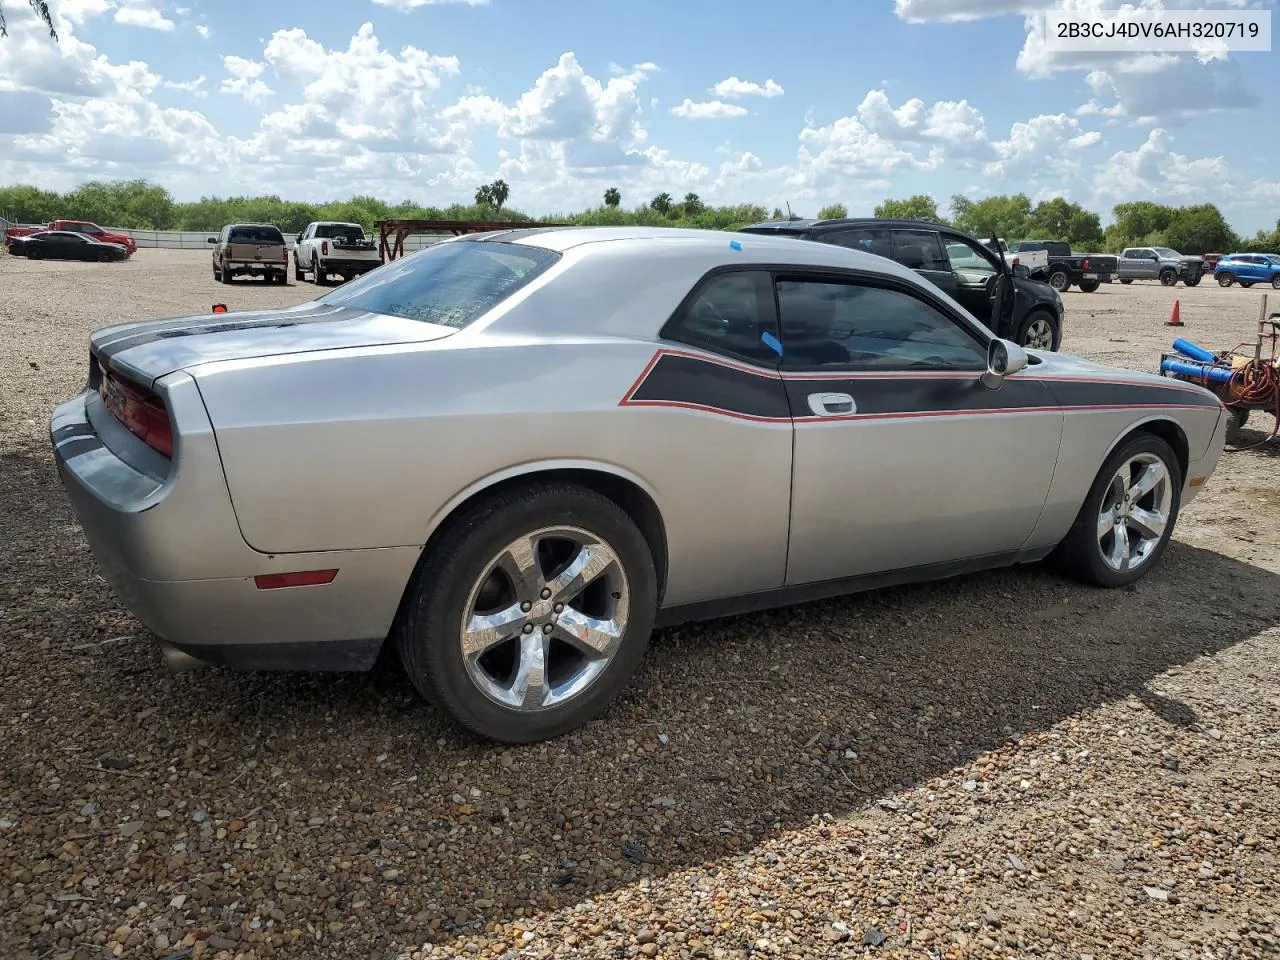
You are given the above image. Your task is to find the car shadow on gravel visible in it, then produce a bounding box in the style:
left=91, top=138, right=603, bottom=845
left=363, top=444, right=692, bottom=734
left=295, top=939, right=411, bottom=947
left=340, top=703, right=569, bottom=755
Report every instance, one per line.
left=6, top=435, right=1280, bottom=956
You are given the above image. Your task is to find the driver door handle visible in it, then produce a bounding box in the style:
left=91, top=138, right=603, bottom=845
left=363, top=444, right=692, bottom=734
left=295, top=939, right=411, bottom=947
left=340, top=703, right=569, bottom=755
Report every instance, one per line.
left=808, top=392, right=857, bottom=417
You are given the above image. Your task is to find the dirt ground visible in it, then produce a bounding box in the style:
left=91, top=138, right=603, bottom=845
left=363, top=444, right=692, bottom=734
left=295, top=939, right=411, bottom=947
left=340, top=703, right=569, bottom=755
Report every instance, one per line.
left=1, top=249, right=1277, bottom=960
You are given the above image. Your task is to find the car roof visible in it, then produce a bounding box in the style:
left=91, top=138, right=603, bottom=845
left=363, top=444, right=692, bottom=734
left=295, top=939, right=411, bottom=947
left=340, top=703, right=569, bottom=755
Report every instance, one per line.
left=451, top=224, right=923, bottom=275
left=739, top=217, right=979, bottom=237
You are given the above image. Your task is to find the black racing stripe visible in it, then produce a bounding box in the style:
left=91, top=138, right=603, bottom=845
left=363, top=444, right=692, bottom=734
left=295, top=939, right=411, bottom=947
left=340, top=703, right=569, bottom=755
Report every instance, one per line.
left=784, top=375, right=1058, bottom=418
left=56, top=436, right=105, bottom=460
left=627, top=354, right=790, bottom=420
left=51, top=421, right=96, bottom=444
left=95, top=306, right=365, bottom=363
left=1046, top=379, right=1221, bottom=410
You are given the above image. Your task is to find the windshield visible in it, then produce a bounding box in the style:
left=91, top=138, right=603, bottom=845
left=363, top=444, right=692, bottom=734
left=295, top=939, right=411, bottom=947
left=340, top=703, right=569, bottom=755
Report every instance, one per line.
left=317, top=239, right=561, bottom=328
left=315, top=223, right=366, bottom=241
left=1153, top=247, right=1181, bottom=258
left=228, top=225, right=284, bottom=244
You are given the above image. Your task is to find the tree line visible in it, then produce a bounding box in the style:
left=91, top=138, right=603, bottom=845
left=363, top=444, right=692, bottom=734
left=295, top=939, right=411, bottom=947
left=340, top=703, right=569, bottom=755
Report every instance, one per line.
left=1, top=178, right=1276, bottom=255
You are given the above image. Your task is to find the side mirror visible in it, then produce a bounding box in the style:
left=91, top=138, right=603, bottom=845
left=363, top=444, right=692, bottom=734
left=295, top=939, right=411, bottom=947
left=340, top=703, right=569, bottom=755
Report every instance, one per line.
left=1012, top=264, right=1030, bottom=280
left=207, top=237, right=216, bottom=244
left=980, top=337, right=1029, bottom=390
left=296, top=234, right=303, bottom=243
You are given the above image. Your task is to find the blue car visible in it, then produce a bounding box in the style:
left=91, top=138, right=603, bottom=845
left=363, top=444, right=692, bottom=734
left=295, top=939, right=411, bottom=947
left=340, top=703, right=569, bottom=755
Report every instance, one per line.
left=1214, top=252, right=1280, bottom=288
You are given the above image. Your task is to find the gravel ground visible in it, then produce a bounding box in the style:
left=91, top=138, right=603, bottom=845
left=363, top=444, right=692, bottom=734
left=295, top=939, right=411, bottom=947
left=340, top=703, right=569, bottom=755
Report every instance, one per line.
left=2, top=250, right=1278, bottom=960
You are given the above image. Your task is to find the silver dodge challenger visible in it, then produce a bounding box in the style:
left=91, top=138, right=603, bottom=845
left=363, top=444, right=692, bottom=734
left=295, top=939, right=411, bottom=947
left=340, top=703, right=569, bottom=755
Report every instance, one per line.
left=51, top=226, right=1228, bottom=743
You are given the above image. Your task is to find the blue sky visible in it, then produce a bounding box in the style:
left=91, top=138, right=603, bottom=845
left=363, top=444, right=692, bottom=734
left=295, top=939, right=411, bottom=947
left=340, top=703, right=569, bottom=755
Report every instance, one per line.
left=1, top=0, right=1277, bottom=232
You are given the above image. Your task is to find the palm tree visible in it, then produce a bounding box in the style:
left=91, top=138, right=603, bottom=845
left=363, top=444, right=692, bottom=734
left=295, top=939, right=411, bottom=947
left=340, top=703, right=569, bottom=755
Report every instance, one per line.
left=651, top=193, right=672, bottom=215
left=604, top=187, right=621, bottom=208
left=475, top=184, right=493, bottom=207
left=489, top=179, right=509, bottom=211
left=1, top=0, right=57, bottom=39
left=683, top=193, right=703, bottom=215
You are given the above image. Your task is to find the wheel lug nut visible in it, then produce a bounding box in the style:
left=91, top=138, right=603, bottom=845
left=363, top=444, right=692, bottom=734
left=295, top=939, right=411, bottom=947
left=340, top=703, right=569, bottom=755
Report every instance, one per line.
left=520, top=601, right=532, bottom=612
left=542, top=624, right=553, bottom=634
left=553, top=602, right=564, bottom=613
left=522, top=624, right=533, bottom=634
left=540, top=588, right=551, bottom=600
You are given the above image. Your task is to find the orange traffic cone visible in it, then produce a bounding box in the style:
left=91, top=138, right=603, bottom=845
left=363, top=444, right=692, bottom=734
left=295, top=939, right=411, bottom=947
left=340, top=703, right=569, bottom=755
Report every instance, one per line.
left=1165, top=299, right=1183, bottom=327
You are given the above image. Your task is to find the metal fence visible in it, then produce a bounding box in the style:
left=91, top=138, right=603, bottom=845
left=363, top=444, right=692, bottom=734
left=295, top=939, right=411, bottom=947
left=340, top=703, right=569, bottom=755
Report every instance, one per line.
left=2, top=221, right=447, bottom=254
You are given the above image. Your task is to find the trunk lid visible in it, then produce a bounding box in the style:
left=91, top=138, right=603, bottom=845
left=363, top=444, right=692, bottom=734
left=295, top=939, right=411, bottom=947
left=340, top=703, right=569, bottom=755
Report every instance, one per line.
left=227, top=240, right=284, bottom=262
left=90, top=302, right=456, bottom=386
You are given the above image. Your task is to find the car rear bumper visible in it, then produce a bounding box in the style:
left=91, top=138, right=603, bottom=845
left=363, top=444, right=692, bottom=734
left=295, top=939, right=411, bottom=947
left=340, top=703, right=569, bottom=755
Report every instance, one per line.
left=225, top=260, right=287, bottom=272
left=319, top=257, right=381, bottom=273
left=50, top=381, right=420, bottom=670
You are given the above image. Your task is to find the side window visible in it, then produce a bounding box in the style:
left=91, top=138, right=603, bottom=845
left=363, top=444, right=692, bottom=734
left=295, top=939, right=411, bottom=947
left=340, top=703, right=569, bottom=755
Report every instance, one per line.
left=660, top=270, right=779, bottom=366
left=943, top=238, right=997, bottom=278
left=891, top=230, right=950, bottom=272
left=823, top=228, right=891, bottom=259
left=776, top=277, right=988, bottom=371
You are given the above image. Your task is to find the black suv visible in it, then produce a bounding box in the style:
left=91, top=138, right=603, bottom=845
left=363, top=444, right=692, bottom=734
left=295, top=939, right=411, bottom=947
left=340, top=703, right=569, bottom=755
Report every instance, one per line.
left=738, top=218, right=1065, bottom=351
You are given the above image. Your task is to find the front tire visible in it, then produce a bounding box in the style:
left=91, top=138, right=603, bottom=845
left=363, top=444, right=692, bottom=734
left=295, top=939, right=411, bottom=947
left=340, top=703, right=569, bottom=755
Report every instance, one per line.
left=1051, top=433, right=1182, bottom=588
left=1015, top=309, right=1061, bottom=351
left=1217, top=272, right=1234, bottom=287
left=395, top=483, right=658, bottom=743
left=1159, top=268, right=1178, bottom=286
left=1184, top=276, right=1201, bottom=288
left=1120, top=278, right=1133, bottom=285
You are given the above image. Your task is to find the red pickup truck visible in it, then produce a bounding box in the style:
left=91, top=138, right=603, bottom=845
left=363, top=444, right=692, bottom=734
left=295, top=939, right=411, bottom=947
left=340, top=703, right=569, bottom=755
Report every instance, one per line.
left=4, top=219, right=137, bottom=253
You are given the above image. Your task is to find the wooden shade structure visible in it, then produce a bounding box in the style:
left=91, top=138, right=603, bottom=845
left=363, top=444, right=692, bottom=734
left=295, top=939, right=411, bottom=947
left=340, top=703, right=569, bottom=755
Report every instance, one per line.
left=374, top=219, right=573, bottom=261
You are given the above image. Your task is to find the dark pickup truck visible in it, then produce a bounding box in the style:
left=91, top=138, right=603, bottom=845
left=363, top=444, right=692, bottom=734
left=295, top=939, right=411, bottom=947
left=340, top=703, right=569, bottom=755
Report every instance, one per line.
left=1007, top=241, right=1118, bottom=293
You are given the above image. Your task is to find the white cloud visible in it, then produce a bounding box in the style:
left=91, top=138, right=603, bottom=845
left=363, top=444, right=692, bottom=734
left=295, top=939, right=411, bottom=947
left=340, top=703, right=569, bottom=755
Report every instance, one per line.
left=856, top=89, right=988, bottom=147
left=195, top=23, right=210, bottom=38
left=711, top=76, right=785, bottom=99
left=893, top=0, right=1050, bottom=21
left=1097, top=128, right=1228, bottom=201
left=114, top=0, right=175, bottom=31
left=220, top=56, right=272, bottom=104
left=164, top=75, right=207, bottom=98
left=670, top=99, right=748, bottom=119
left=987, top=112, right=1101, bottom=179
left=57, top=0, right=114, bottom=25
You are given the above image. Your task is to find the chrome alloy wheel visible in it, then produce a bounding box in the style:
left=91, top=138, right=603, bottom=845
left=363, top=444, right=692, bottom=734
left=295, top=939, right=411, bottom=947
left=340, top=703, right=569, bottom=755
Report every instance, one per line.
left=1024, top=317, right=1055, bottom=350
left=1097, top=452, right=1172, bottom=574
left=459, top=526, right=630, bottom=712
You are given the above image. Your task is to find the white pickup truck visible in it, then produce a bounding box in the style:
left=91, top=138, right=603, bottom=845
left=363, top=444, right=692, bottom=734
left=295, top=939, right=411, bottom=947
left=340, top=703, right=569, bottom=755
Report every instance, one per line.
left=981, top=237, right=1050, bottom=278
left=294, top=221, right=383, bottom=285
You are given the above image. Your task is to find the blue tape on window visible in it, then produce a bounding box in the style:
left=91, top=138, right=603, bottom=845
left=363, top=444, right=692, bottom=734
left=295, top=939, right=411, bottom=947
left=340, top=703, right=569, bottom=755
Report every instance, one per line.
left=729, top=239, right=743, bottom=251
left=760, top=330, right=782, bottom=355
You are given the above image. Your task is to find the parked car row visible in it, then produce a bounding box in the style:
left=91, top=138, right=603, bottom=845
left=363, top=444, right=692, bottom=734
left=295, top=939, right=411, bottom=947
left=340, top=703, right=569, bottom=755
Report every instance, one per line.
left=4, top=219, right=138, bottom=254
left=5, top=229, right=132, bottom=261
left=206, top=220, right=383, bottom=285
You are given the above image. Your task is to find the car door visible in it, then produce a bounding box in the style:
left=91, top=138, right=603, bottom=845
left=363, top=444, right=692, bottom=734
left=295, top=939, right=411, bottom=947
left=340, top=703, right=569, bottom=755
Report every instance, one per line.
left=940, top=234, right=1004, bottom=323
left=1139, top=249, right=1162, bottom=280
left=1119, top=248, right=1143, bottom=279
left=774, top=268, right=1064, bottom=586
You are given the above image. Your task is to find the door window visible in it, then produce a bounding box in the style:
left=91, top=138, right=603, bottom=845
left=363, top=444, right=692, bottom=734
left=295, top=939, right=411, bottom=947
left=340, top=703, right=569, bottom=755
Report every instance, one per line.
left=659, top=270, right=780, bottom=365
left=891, top=230, right=950, bottom=272
left=823, top=228, right=892, bottom=259
left=776, top=276, right=988, bottom=371
left=943, top=238, right=998, bottom=279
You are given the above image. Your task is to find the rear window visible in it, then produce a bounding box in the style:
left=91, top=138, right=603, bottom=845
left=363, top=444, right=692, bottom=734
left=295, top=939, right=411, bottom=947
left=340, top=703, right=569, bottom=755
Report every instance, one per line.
left=228, top=225, right=284, bottom=244
left=315, top=224, right=365, bottom=240
left=317, top=239, right=561, bottom=329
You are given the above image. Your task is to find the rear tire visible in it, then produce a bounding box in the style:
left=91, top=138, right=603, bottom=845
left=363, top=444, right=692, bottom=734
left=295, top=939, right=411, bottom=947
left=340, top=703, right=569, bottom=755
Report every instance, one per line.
left=1120, top=278, right=1133, bottom=285
left=1050, top=432, right=1182, bottom=588
left=394, top=482, right=658, bottom=744
left=312, top=256, right=324, bottom=285
left=1048, top=269, right=1070, bottom=292
left=1271, top=275, right=1280, bottom=290
left=1077, top=279, right=1100, bottom=293
left=1217, top=272, right=1234, bottom=287
left=1159, top=268, right=1178, bottom=286
left=1184, top=276, right=1201, bottom=288
left=220, top=259, right=233, bottom=284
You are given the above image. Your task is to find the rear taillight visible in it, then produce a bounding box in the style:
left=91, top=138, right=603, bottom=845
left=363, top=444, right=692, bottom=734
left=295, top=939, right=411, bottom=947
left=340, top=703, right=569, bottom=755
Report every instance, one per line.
left=1081, top=257, right=1091, bottom=270
left=321, top=240, right=329, bottom=256
left=98, top=368, right=173, bottom=458
left=1011, top=256, right=1020, bottom=267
